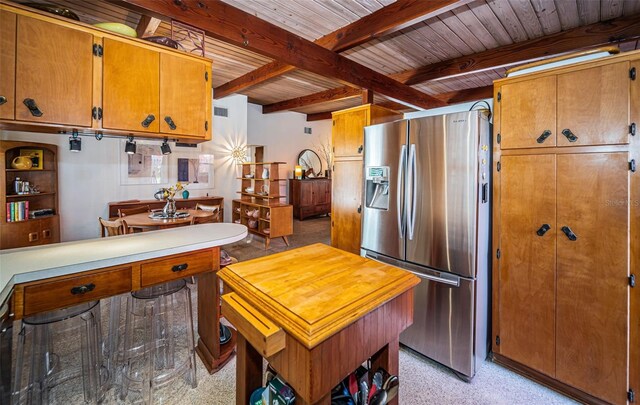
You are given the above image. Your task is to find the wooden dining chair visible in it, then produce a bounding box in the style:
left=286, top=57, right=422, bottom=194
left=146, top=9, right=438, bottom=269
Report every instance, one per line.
left=195, top=203, right=222, bottom=222
left=117, top=205, right=150, bottom=217
left=190, top=215, right=214, bottom=225
left=99, top=217, right=129, bottom=237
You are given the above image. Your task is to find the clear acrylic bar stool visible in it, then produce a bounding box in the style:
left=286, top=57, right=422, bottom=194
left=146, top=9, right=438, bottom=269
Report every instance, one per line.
left=11, top=300, right=106, bottom=405
left=118, top=279, right=197, bottom=404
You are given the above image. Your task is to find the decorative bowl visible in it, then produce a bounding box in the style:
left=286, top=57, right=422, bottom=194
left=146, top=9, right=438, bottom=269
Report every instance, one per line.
left=22, top=3, right=80, bottom=20
left=143, top=36, right=179, bottom=49
left=94, top=22, right=137, bottom=37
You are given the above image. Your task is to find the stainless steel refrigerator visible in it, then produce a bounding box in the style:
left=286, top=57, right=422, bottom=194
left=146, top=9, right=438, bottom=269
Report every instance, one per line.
left=361, top=110, right=491, bottom=380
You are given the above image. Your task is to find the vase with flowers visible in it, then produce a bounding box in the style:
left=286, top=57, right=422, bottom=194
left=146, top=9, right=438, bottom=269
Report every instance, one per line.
left=154, top=182, right=187, bottom=217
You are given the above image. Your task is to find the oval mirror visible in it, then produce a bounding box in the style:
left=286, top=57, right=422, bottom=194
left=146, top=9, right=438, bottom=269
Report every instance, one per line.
left=297, top=149, right=322, bottom=177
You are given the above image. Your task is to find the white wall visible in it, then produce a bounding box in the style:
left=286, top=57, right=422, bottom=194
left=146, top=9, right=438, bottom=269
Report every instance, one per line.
left=1, top=94, right=248, bottom=242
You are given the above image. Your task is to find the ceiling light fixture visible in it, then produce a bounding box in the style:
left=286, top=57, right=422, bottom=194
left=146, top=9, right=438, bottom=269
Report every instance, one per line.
left=69, top=130, right=81, bottom=153
left=161, top=138, right=172, bottom=155
left=125, top=136, right=136, bottom=154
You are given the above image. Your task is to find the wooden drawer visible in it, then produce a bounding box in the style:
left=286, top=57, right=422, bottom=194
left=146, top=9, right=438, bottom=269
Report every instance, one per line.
left=140, top=250, right=214, bottom=287
left=23, top=265, right=132, bottom=316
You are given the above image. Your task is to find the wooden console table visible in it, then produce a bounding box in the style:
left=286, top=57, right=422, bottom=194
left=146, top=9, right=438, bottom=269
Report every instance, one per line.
left=219, top=244, right=419, bottom=405
left=0, top=223, right=247, bottom=376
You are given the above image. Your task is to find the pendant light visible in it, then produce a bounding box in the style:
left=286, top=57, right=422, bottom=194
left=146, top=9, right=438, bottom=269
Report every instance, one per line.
left=125, top=136, right=136, bottom=154
left=69, top=130, right=81, bottom=152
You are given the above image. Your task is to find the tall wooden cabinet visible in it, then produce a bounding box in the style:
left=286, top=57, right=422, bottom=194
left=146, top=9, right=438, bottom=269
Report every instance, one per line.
left=492, top=50, right=640, bottom=405
left=331, top=104, right=401, bottom=254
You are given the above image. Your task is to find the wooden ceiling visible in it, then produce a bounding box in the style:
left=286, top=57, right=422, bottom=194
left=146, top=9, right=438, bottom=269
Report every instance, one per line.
left=18, top=0, right=640, bottom=119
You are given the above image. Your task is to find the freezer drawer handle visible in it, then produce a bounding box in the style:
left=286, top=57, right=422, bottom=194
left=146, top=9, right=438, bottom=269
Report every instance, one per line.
left=536, top=224, right=551, bottom=236
left=561, top=226, right=577, bottom=241
left=561, top=128, right=578, bottom=143
left=536, top=130, right=552, bottom=144
left=404, top=268, right=459, bottom=287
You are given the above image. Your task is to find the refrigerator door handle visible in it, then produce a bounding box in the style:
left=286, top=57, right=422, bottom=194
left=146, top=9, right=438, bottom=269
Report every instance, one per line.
left=408, top=144, right=417, bottom=240
left=397, top=144, right=407, bottom=238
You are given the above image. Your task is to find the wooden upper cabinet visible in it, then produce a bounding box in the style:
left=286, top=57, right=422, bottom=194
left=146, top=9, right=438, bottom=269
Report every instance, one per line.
left=333, top=108, right=368, bottom=157
left=102, top=38, right=159, bottom=133
left=499, top=154, right=557, bottom=378
left=0, top=10, right=16, bottom=120
left=15, top=15, right=92, bottom=126
left=557, top=62, right=629, bottom=147
left=500, top=76, right=556, bottom=149
left=331, top=159, right=362, bottom=254
left=160, top=54, right=210, bottom=138
left=555, top=152, right=629, bottom=404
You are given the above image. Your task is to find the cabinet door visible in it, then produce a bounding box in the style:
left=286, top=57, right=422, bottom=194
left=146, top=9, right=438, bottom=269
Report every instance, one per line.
left=160, top=54, right=209, bottom=137
left=556, top=153, right=628, bottom=404
left=499, top=154, right=556, bottom=377
left=102, top=38, right=159, bottom=133
left=333, top=109, right=368, bottom=157
left=0, top=10, right=16, bottom=120
left=500, top=76, right=556, bottom=149
left=15, top=16, right=92, bottom=126
left=314, top=180, right=331, bottom=205
left=297, top=181, right=312, bottom=206
left=557, top=62, right=629, bottom=147
left=331, top=160, right=362, bottom=254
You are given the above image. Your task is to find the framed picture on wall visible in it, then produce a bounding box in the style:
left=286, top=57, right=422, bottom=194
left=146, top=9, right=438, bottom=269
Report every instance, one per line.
left=170, top=152, right=214, bottom=189
left=119, top=141, right=169, bottom=185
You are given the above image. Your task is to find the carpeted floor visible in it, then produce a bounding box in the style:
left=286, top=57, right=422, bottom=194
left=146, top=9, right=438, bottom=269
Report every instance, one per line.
left=14, top=216, right=577, bottom=404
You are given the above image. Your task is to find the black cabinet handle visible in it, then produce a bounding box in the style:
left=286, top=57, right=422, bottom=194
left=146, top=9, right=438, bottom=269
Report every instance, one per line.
left=164, top=116, right=177, bottom=130
left=562, top=129, right=578, bottom=143
left=536, top=224, right=551, bottom=236
left=171, top=263, right=189, bottom=272
left=358, top=145, right=363, bottom=154
left=141, top=114, right=155, bottom=128
left=23, top=98, right=43, bottom=117
left=71, top=283, right=96, bottom=295
left=561, top=226, right=577, bottom=241
left=0, top=96, right=6, bottom=105
left=536, top=130, right=552, bottom=144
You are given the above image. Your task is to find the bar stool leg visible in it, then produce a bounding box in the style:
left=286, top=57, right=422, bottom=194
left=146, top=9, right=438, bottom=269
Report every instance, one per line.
left=164, top=294, right=175, bottom=370
left=106, top=295, right=122, bottom=387
left=144, top=304, right=154, bottom=405
left=184, top=287, right=197, bottom=389
left=12, top=325, right=26, bottom=405
left=119, top=296, right=135, bottom=401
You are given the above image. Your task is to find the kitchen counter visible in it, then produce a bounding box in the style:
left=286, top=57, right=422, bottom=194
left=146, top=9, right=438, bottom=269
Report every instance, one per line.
left=0, top=223, right=247, bottom=309
left=219, top=243, right=419, bottom=404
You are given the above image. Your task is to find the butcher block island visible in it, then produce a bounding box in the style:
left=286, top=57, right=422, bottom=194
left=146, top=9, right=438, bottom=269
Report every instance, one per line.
left=219, top=243, right=420, bottom=405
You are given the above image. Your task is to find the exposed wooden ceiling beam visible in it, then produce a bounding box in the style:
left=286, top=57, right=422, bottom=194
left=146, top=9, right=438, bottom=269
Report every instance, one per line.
left=213, top=0, right=468, bottom=99
left=305, top=85, right=494, bottom=121
left=135, top=14, right=161, bottom=38
left=391, top=14, right=640, bottom=85
left=361, top=89, right=374, bottom=105
left=119, top=0, right=446, bottom=109
left=306, top=112, right=333, bottom=122
left=263, top=86, right=361, bottom=114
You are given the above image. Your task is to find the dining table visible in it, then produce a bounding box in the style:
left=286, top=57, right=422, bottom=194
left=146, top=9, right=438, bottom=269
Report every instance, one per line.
left=117, top=209, right=213, bottom=230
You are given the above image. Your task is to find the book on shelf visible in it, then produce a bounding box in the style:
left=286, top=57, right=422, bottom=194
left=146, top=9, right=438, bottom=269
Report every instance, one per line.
left=6, top=201, right=29, bottom=222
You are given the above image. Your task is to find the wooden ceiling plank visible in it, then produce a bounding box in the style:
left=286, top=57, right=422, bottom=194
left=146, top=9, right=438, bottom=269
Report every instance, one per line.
left=530, top=0, right=563, bottom=35
left=623, top=0, right=640, bottom=16
left=214, top=0, right=467, bottom=99
left=135, top=14, right=161, bottom=38
left=262, top=86, right=361, bottom=114
left=215, top=62, right=296, bottom=99
left=452, top=5, right=500, bottom=49
left=362, top=89, right=374, bottom=104
left=306, top=112, right=333, bottom=122
left=508, top=0, right=544, bottom=39
left=437, top=11, right=488, bottom=53
left=576, top=0, right=600, bottom=24
left=428, top=17, right=476, bottom=55
left=391, top=14, right=640, bottom=85
left=601, top=0, right=624, bottom=20
left=467, top=1, right=514, bottom=46
left=555, top=0, right=581, bottom=31
left=486, top=0, right=530, bottom=42
left=435, top=85, right=493, bottom=104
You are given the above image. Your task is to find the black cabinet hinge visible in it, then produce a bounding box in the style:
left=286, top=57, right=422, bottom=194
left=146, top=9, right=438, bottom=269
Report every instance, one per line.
left=495, top=335, right=500, bottom=346
left=631, top=159, right=637, bottom=173
left=205, top=120, right=208, bottom=131
left=497, top=161, right=501, bottom=172
left=205, top=71, right=209, bottom=81
left=357, top=205, right=362, bottom=214
left=92, top=44, right=103, bottom=57
left=629, top=388, right=635, bottom=403
left=497, top=92, right=501, bottom=102
left=631, top=67, right=637, bottom=81
left=630, top=274, right=636, bottom=288
left=631, top=123, right=637, bottom=136
left=92, top=106, right=102, bottom=121
left=496, top=133, right=501, bottom=144
left=496, top=249, right=501, bottom=259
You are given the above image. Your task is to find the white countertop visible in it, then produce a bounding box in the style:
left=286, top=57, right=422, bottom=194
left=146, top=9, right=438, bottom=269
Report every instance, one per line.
left=0, top=223, right=248, bottom=306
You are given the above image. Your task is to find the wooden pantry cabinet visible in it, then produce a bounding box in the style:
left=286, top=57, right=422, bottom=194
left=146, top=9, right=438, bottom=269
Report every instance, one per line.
left=492, top=50, right=640, bottom=405
left=0, top=1, right=212, bottom=142
left=331, top=104, right=401, bottom=254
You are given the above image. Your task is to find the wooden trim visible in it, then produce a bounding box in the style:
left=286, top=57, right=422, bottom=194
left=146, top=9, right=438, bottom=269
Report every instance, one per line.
left=306, top=112, right=332, bottom=122
left=435, top=85, right=493, bottom=104
left=262, top=86, right=360, bottom=114
left=135, top=14, right=161, bottom=38
left=499, top=144, right=630, bottom=155
left=392, top=14, right=640, bottom=85
left=505, top=46, right=620, bottom=75
left=630, top=56, right=640, bottom=403
left=491, top=85, right=501, bottom=356
left=213, top=0, right=468, bottom=99
left=492, top=353, right=610, bottom=405
left=361, top=89, right=374, bottom=105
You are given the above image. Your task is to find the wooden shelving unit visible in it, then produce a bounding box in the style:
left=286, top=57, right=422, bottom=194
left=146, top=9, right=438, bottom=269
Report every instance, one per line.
left=1, top=140, right=60, bottom=249
left=232, top=162, right=293, bottom=249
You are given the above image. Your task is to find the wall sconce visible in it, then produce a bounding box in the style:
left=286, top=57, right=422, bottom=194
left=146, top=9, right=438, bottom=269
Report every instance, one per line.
left=125, top=136, right=136, bottom=154
left=69, top=130, right=81, bottom=152
left=295, top=165, right=303, bottom=179
left=230, top=145, right=247, bottom=163
left=161, top=138, right=172, bottom=155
